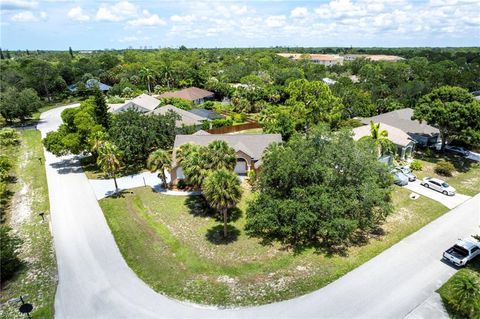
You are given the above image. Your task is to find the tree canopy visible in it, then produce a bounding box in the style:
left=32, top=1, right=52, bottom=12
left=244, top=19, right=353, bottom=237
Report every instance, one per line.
left=246, top=127, right=393, bottom=250
left=413, top=86, right=480, bottom=149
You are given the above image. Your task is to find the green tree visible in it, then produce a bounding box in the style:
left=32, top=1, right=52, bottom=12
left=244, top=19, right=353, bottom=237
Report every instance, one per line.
left=414, top=86, right=480, bottom=150
left=0, top=128, right=20, bottom=146
left=108, top=109, right=178, bottom=169
left=43, top=98, right=105, bottom=156
left=448, top=271, right=480, bottom=318
left=23, top=59, right=59, bottom=100
left=69, top=46, right=74, bottom=58
left=97, top=142, right=122, bottom=194
left=285, top=79, right=344, bottom=130
left=246, top=127, right=392, bottom=250
left=0, top=155, right=12, bottom=180
left=0, top=87, right=42, bottom=123
left=0, top=225, right=23, bottom=282
left=205, top=140, right=236, bottom=171
left=93, top=88, right=110, bottom=129
left=139, top=67, right=155, bottom=93
left=203, top=169, right=242, bottom=237
left=147, top=149, right=171, bottom=189
left=368, top=121, right=396, bottom=156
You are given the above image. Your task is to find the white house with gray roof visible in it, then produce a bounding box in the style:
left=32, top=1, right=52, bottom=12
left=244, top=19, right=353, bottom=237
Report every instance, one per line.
left=112, top=93, right=160, bottom=113
left=171, top=132, right=282, bottom=183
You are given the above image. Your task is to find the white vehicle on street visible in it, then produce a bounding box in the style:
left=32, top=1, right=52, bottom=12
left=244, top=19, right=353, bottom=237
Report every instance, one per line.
left=443, top=237, right=480, bottom=267
left=420, top=177, right=456, bottom=196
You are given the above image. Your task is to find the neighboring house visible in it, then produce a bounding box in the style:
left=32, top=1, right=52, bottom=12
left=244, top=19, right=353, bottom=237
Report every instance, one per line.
left=352, top=122, right=416, bottom=159
left=150, top=105, right=207, bottom=127
left=157, top=87, right=214, bottom=104
left=360, top=108, right=440, bottom=147
left=170, top=132, right=282, bottom=183
left=68, top=79, right=111, bottom=93
left=188, top=108, right=224, bottom=120
left=112, top=93, right=160, bottom=113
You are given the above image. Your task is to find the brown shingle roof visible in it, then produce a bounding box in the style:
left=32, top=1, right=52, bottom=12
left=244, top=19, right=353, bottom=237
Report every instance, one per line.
left=158, top=87, right=214, bottom=102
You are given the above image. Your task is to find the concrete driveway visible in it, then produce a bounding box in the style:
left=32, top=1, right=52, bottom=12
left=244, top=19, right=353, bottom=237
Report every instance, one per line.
left=39, top=104, right=480, bottom=319
left=403, top=180, right=471, bottom=209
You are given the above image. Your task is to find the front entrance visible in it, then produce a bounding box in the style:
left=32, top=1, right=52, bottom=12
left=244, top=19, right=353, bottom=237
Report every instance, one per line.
left=234, top=159, right=248, bottom=174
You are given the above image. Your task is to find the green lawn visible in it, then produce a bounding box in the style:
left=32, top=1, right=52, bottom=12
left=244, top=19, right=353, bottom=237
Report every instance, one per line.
left=99, top=185, right=448, bottom=306
left=438, top=258, right=480, bottom=319
left=0, top=130, right=57, bottom=319
left=413, top=155, right=480, bottom=196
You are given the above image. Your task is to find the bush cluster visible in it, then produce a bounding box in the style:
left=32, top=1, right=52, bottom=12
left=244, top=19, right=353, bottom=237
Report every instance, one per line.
left=409, top=159, right=423, bottom=171
left=434, top=160, right=455, bottom=176
left=0, top=225, right=23, bottom=282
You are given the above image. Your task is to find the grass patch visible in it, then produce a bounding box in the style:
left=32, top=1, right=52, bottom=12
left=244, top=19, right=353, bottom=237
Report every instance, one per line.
left=99, top=184, right=448, bottom=306
left=413, top=155, right=480, bottom=196
left=438, top=258, right=480, bottom=319
left=229, top=128, right=264, bottom=135
left=0, top=129, right=57, bottom=319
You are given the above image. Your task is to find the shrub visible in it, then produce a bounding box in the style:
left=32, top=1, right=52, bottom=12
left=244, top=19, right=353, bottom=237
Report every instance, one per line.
left=434, top=160, right=455, bottom=176
left=0, top=128, right=20, bottom=146
left=107, top=96, right=125, bottom=104
left=444, top=271, right=480, bottom=318
left=176, top=179, right=187, bottom=190
left=410, top=160, right=423, bottom=171
left=0, top=225, right=23, bottom=282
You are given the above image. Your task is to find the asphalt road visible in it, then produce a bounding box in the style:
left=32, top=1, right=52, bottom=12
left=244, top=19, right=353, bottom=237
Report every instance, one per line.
left=39, top=105, right=480, bottom=319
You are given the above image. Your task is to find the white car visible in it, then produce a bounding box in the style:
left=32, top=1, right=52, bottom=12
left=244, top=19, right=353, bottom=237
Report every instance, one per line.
left=420, top=177, right=456, bottom=196
left=443, top=238, right=480, bottom=267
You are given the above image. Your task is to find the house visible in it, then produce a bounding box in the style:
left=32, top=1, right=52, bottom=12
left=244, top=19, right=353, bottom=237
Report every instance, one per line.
left=170, top=133, right=282, bottom=183
left=352, top=122, right=415, bottom=159
left=157, top=87, right=214, bottom=104
left=150, top=105, right=207, bottom=127
left=188, top=108, right=224, bottom=120
left=360, top=108, right=440, bottom=147
left=68, top=79, right=111, bottom=93
left=112, top=93, right=160, bottom=113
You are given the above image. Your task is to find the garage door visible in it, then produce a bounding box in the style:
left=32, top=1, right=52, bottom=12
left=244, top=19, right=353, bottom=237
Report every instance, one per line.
left=234, top=160, right=247, bottom=174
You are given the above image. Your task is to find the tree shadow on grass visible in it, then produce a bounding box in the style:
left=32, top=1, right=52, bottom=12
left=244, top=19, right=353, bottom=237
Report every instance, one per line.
left=205, top=224, right=240, bottom=245
left=184, top=195, right=242, bottom=222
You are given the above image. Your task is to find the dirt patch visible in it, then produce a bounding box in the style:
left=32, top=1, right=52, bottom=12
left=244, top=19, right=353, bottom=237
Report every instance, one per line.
left=9, top=182, right=32, bottom=227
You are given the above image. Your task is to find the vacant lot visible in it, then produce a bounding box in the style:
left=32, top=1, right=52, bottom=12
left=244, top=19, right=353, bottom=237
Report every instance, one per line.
left=0, top=130, right=57, bottom=319
left=99, top=185, right=447, bottom=306
left=414, top=155, right=480, bottom=196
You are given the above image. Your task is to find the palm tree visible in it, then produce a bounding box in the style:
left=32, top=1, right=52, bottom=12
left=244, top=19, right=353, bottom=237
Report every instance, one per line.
left=182, top=147, right=209, bottom=189
left=450, top=272, right=480, bottom=317
left=89, top=131, right=108, bottom=158
left=203, top=169, right=242, bottom=238
left=175, top=143, right=197, bottom=167
left=96, top=142, right=122, bottom=194
left=370, top=121, right=396, bottom=156
left=205, top=140, right=237, bottom=171
left=139, top=67, right=155, bottom=93
left=147, top=149, right=171, bottom=189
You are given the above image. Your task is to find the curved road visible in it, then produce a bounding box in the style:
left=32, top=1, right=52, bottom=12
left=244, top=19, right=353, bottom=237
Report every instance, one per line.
left=38, top=105, right=480, bottom=319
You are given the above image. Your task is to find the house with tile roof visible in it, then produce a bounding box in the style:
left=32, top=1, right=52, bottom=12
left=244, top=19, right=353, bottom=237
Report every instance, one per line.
left=150, top=105, right=207, bottom=127
left=170, top=132, right=282, bottom=183
left=157, top=87, right=214, bottom=104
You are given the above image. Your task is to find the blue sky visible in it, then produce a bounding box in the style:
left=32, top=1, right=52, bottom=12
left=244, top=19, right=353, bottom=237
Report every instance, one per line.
left=1, top=0, right=479, bottom=50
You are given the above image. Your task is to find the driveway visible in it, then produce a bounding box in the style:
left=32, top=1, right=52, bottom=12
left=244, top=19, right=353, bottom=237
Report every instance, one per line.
left=39, top=104, right=480, bottom=319
left=403, top=180, right=471, bottom=209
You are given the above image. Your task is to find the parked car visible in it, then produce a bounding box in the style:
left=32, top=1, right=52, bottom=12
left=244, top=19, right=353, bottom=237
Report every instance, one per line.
left=420, top=177, right=456, bottom=196
left=391, top=169, right=409, bottom=186
left=445, top=145, right=470, bottom=157
left=397, top=166, right=416, bottom=181
left=443, top=237, right=480, bottom=267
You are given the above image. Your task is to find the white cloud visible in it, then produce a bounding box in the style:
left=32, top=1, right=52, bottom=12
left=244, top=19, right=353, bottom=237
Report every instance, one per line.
left=128, top=10, right=165, bottom=26
left=68, top=6, right=89, bottom=22
left=265, top=15, right=286, bottom=28
left=170, top=14, right=195, bottom=23
left=0, top=0, right=38, bottom=10
left=10, top=10, right=46, bottom=22
left=291, top=7, right=308, bottom=18
left=95, top=1, right=137, bottom=22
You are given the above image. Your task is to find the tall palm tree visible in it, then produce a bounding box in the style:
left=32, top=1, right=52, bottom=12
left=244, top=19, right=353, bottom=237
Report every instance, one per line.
left=370, top=121, right=396, bottom=156
left=182, top=147, right=209, bottom=189
left=97, top=142, right=122, bottom=194
left=175, top=143, right=198, bottom=167
left=89, top=131, right=108, bottom=159
left=139, top=67, right=155, bottom=93
left=205, top=140, right=237, bottom=171
left=147, top=149, right=171, bottom=189
left=203, top=169, right=242, bottom=238
left=450, top=272, right=480, bottom=317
